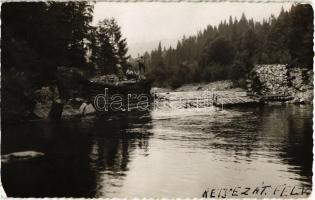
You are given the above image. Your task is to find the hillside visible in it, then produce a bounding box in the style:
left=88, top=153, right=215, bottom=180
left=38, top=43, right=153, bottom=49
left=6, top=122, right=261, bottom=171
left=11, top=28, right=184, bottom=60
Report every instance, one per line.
left=128, top=38, right=178, bottom=58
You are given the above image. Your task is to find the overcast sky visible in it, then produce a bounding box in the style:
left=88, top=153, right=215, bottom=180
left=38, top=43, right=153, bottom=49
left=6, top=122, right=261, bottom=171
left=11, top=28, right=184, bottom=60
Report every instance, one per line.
left=93, top=2, right=292, bottom=56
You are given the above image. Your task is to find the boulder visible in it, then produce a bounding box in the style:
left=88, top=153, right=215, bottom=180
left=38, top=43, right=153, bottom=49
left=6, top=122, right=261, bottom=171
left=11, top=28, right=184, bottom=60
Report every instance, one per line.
left=33, top=102, right=52, bottom=119
left=84, top=104, right=96, bottom=115
left=62, top=104, right=81, bottom=117
left=32, top=85, right=62, bottom=119
left=79, top=102, right=88, bottom=114
left=2, top=151, right=45, bottom=163
left=79, top=103, right=96, bottom=115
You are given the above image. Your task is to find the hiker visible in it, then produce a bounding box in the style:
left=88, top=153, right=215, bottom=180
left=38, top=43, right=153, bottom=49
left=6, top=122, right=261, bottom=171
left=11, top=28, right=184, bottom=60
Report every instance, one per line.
left=138, top=56, right=145, bottom=74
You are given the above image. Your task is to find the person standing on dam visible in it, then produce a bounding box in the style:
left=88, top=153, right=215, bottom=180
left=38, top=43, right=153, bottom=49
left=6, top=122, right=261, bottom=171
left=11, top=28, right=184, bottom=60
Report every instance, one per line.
left=138, top=56, right=145, bottom=74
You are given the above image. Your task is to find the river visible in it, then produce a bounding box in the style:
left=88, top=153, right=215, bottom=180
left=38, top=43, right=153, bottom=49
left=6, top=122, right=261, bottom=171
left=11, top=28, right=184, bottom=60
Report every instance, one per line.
left=1, top=104, right=313, bottom=198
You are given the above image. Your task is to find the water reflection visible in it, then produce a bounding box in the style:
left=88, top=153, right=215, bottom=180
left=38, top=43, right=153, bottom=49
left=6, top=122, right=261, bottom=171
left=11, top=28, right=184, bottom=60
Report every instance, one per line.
left=2, top=112, right=153, bottom=197
left=88, top=113, right=152, bottom=197
left=1, top=105, right=313, bottom=198
left=2, top=118, right=98, bottom=197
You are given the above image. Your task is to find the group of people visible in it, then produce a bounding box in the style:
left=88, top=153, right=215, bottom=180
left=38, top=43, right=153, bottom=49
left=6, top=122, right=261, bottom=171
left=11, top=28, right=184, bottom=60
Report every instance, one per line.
left=126, top=68, right=140, bottom=79
left=125, top=56, right=146, bottom=80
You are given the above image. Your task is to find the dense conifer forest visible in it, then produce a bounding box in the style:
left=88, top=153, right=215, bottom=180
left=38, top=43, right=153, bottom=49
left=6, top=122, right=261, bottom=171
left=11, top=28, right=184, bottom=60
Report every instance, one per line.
left=2, top=2, right=128, bottom=85
left=146, top=4, right=313, bottom=87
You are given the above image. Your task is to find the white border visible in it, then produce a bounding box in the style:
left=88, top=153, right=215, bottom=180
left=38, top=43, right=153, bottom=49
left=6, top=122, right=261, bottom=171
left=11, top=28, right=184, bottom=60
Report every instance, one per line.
left=0, top=1, right=313, bottom=199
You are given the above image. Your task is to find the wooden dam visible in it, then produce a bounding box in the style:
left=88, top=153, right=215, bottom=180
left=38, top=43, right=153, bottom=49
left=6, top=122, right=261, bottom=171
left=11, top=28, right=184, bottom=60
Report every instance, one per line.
left=154, top=90, right=295, bottom=109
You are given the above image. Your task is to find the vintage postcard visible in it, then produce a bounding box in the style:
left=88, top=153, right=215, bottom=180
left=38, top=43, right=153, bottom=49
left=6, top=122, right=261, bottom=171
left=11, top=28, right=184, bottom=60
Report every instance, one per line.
left=1, top=1, right=314, bottom=199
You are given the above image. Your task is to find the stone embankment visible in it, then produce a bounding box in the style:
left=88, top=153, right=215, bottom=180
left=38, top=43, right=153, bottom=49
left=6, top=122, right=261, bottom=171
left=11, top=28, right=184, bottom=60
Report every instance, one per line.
left=247, top=64, right=313, bottom=104
left=30, top=66, right=97, bottom=120
left=31, top=86, right=96, bottom=119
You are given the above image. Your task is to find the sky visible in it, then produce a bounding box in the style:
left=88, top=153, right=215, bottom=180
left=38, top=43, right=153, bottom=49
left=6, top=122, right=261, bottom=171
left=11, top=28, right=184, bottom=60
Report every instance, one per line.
left=92, top=2, right=293, bottom=56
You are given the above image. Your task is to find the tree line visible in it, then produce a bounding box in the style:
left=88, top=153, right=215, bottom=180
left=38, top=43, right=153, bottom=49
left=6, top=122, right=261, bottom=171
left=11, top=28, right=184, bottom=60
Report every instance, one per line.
left=2, top=3, right=313, bottom=92
left=2, top=2, right=128, bottom=86
left=146, top=4, right=313, bottom=88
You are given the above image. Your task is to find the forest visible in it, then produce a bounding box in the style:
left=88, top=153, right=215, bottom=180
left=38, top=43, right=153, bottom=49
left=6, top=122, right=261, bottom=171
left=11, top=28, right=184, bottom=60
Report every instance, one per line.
left=2, top=2, right=128, bottom=83
left=146, top=4, right=313, bottom=88
left=2, top=2, right=128, bottom=120
left=2, top=3, right=313, bottom=90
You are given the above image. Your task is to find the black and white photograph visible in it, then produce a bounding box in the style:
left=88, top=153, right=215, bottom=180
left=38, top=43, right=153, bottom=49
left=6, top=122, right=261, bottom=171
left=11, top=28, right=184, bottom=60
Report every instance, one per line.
left=1, top=1, right=314, bottom=198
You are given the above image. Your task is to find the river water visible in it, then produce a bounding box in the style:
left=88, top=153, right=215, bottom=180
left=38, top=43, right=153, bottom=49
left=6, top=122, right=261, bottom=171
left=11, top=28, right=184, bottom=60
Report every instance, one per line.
left=1, top=104, right=313, bottom=198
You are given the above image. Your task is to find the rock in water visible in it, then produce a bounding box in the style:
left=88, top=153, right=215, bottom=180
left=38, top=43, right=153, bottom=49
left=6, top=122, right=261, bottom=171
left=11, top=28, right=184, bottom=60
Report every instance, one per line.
left=79, top=103, right=88, bottom=114
left=79, top=103, right=96, bottom=115
left=84, top=104, right=96, bottom=115
left=1, top=151, right=45, bottom=163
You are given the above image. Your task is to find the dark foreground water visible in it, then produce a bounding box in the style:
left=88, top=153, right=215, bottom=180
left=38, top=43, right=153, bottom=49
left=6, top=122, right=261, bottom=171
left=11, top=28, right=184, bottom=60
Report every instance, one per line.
left=1, top=104, right=313, bottom=198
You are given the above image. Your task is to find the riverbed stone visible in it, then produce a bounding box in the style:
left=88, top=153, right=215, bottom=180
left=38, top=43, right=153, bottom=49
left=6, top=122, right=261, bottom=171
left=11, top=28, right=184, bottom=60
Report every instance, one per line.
left=84, top=104, right=96, bottom=115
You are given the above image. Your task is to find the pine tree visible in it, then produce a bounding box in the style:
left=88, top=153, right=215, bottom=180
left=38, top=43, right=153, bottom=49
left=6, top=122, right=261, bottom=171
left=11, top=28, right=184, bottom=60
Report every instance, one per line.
left=91, top=18, right=129, bottom=74
left=287, top=4, right=313, bottom=68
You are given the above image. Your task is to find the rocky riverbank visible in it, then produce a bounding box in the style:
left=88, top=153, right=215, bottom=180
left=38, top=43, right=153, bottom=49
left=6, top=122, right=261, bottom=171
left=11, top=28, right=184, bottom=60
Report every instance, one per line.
left=248, top=64, right=313, bottom=104
left=2, top=66, right=97, bottom=123
left=25, top=85, right=96, bottom=120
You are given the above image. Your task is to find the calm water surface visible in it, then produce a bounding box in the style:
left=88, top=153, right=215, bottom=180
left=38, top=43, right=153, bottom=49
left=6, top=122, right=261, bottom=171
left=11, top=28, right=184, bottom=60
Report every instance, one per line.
left=1, top=104, right=313, bottom=198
